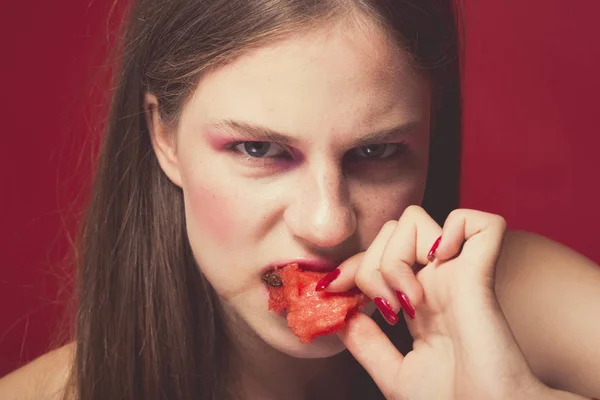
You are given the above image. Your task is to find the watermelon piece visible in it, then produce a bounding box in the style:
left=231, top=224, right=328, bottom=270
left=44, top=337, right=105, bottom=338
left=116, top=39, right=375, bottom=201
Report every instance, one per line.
left=266, top=263, right=369, bottom=343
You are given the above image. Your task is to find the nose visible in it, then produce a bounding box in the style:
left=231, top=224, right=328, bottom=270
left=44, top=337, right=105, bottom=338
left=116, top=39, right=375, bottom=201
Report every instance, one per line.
left=284, top=161, right=356, bottom=248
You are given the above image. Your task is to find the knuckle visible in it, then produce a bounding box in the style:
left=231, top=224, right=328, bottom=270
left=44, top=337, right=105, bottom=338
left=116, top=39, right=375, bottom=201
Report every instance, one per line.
left=447, top=208, right=465, bottom=221
left=383, top=263, right=412, bottom=281
left=380, top=254, right=410, bottom=275
left=379, top=260, right=395, bottom=278
left=493, top=214, right=508, bottom=231
left=382, top=220, right=398, bottom=232
left=446, top=208, right=507, bottom=233
left=402, top=204, right=425, bottom=219
left=380, top=254, right=415, bottom=285
left=354, top=267, right=372, bottom=291
left=380, top=265, right=406, bottom=286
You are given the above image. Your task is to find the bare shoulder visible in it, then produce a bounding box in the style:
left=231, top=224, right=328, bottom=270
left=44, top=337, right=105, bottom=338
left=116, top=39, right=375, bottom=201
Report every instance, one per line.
left=496, top=230, right=600, bottom=397
left=0, top=342, right=76, bottom=400
left=496, top=230, right=600, bottom=297
left=500, top=229, right=598, bottom=266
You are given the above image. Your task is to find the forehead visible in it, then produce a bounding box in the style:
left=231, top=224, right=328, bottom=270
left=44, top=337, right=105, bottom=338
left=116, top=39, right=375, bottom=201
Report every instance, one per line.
left=181, top=21, right=429, bottom=140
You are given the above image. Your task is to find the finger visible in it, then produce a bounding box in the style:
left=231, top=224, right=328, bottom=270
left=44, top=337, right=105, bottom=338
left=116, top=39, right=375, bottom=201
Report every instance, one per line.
left=353, top=221, right=406, bottom=325
left=338, top=314, right=404, bottom=394
left=324, top=220, right=396, bottom=294
left=390, top=205, right=445, bottom=265
left=318, top=252, right=363, bottom=293
left=379, top=206, right=442, bottom=315
left=337, top=313, right=403, bottom=397
left=326, top=221, right=403, bottom=325
left=434, top=209, right=507, bottom=268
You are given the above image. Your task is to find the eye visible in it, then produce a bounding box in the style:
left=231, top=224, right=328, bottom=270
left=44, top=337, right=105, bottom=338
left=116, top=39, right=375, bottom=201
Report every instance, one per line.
left=233, top=141, right=287, bottom=158
left=350, top=143, right=405, bottom=160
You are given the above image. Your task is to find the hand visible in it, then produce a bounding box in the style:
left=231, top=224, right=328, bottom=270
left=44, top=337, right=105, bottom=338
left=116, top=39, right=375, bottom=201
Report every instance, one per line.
left=323, top=206, right=544, bottom=399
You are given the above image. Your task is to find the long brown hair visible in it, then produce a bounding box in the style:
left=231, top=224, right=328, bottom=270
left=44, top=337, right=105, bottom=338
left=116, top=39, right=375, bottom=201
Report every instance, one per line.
left=68, top=0, right=461, bottom=399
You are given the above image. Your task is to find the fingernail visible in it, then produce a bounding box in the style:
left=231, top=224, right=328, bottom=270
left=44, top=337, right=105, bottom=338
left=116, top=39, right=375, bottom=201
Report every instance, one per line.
left=374, top=297, right=399, bottom=325
left=427, top=236, right=442, bottom=262
left=396, top=290, right=416, bottom=320
left=315, top=269, right=341, bottom=291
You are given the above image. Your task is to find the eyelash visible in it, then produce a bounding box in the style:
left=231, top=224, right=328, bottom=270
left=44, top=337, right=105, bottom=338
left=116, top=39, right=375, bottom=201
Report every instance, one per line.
left=227, top=141, right=408, bottom=166
left=227, top=142, right=293, bottom=167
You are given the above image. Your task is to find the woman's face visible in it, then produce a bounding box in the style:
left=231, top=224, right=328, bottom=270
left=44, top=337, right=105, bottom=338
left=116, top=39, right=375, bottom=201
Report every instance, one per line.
left=154, top=21, right=431, bottom=358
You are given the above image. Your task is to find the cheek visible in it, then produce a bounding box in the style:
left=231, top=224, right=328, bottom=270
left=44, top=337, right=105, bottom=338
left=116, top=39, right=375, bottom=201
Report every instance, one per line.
left=355, top=181, right=426, bottom=246
left=182, top=180, right=256, bottom=299
left=371, top=187, right=420, bottom=219
left=185, top=183, right=236, bottom=246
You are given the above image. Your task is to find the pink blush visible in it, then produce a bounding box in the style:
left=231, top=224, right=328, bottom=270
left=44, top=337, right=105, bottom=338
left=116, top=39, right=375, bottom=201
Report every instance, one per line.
left=186, top=184, right=234, bottom=245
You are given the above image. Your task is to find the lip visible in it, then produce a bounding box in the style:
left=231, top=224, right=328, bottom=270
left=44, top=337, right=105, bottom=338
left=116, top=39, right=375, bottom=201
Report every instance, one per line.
left=263, top=257, right=341, bottom=274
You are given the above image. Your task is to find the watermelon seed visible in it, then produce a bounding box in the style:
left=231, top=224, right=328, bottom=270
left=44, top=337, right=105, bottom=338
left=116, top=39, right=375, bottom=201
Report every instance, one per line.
left=262, top=272, right=282, bottom=287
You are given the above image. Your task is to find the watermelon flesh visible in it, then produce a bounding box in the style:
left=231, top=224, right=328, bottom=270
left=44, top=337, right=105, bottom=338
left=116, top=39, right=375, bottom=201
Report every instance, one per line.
left=267, top=263, right=369, bottom=343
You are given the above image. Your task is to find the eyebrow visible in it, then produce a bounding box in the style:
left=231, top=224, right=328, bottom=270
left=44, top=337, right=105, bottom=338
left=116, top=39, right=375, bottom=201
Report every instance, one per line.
left=207, top=119, right=421, bottom=147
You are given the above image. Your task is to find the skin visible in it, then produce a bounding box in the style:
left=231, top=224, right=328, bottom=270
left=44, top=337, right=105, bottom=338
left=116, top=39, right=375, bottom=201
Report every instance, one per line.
left=329, top=208, right=595, bottom=399
left=148, top=19, right=431, bottom=398
left=153, top=18, right=430, bottom=362
left=1, top=16, right=600, bottom=400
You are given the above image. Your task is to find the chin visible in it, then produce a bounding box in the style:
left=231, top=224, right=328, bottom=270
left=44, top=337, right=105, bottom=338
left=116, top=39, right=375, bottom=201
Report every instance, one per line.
left=222, top=284, right=378, bottom=359
left=229, top=301, right=348, bottom=358
left=260, top=301, right=380, bottom=359
left=261, top=319, right=348, bottom=359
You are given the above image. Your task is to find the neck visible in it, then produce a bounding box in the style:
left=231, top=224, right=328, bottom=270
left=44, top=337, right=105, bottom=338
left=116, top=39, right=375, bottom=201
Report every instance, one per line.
left=232, top=344, right=353, bottom=400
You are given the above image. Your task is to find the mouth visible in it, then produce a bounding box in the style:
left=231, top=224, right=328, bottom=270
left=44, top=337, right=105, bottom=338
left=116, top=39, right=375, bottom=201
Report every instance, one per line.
left=262, top=257, right=340, bottom=274
left=261, top=257, right=341, bottom=287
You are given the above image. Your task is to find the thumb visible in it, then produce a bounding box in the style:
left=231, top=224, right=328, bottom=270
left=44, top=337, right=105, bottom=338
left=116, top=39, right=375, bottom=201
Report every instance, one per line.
left=338, top=313, right=403, bottom=394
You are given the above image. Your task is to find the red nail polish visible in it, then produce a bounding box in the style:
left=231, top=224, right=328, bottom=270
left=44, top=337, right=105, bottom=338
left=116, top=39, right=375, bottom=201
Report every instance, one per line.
left=315, top=269, right=341, bottom=291
left=374, top=297, right=399, bottom=325
left=396, top=291, right=416, bottom=320
left=427, top=236, right=442, bottom=262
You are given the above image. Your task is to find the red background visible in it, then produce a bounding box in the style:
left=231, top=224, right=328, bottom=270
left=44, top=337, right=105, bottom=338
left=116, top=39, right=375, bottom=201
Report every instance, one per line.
left=2, top=1, right=599, bottom=377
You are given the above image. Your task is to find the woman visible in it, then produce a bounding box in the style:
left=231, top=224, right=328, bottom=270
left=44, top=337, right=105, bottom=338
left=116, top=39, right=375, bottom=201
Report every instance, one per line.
left=1, top=0, right=599, bottom=399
